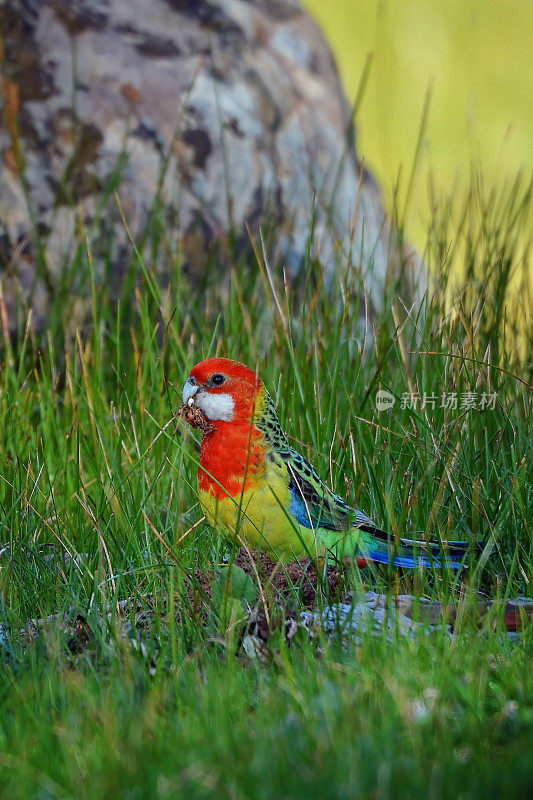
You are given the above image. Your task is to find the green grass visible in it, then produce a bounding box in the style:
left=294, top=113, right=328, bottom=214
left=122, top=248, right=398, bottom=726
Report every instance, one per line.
left=0, top=169, right=532, bottom=798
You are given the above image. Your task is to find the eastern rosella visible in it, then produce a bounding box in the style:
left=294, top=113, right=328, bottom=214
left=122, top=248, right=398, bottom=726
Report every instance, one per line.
left=181, top=357, right=469, bottom=568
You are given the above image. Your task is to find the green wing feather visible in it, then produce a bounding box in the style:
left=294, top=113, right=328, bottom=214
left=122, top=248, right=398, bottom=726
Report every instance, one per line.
left=254, top=392, right=380, bottom=533
left=254, top=391, right=471, bottom=568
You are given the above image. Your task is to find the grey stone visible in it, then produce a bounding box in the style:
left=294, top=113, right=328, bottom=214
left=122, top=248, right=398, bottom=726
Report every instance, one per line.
left=0, top=0, right=424, bottom=333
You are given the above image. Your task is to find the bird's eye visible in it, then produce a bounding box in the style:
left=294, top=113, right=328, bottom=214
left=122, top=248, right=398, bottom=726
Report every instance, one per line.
left=211, top=373, right=226, bottom=386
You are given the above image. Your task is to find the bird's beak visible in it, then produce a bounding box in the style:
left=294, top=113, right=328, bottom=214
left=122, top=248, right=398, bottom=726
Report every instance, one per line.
left=182, top=377, right=199, bottom=406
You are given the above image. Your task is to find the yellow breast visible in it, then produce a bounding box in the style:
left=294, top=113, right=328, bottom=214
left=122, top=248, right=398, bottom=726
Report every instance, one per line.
left=198, top=454, right=318, bottom=560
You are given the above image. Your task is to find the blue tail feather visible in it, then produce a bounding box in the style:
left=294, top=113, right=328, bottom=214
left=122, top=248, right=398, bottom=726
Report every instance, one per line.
left=368, top=550, right=464, bottom=570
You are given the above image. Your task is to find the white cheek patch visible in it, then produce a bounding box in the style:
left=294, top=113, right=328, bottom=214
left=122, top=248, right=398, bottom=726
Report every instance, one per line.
left=196, top=390, right=235, bottom=422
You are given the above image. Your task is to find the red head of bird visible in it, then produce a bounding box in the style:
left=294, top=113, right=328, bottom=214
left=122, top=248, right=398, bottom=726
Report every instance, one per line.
left=182, top=357, right=264, bottom=427
left=182, top=358, right=268, bottom=498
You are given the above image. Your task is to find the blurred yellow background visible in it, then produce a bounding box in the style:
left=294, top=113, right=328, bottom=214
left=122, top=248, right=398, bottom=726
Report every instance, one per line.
left=304, top=0, right=532, bottom=249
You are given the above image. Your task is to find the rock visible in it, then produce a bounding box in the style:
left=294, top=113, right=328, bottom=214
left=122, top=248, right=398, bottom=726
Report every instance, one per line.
left=0, top=0, right=423, bottom=333
left=300, top=596, right=423, bottom=644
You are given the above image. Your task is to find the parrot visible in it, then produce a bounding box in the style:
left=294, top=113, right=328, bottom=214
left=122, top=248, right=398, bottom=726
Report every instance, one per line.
left=180, top=357, right=470, bottom=569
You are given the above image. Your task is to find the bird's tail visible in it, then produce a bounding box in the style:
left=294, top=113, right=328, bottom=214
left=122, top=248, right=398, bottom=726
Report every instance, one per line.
left=357, top=525, right=472, bottom=570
